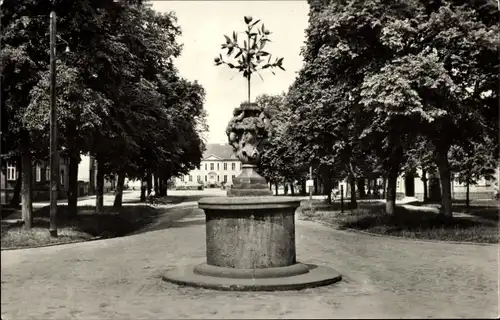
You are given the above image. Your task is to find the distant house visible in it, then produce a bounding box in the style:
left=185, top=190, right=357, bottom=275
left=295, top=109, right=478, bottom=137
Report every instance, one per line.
left=1, top=155, right=71, bottom=204
left=87, top=157, right=115, bottom=194
left=1, top=154, right=117, bottom=204
left=174, top=143, right=242, bottom=189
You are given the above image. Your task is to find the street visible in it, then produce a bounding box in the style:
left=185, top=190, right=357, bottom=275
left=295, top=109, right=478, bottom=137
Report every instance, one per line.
left=1, top=190, right=497, bottom=319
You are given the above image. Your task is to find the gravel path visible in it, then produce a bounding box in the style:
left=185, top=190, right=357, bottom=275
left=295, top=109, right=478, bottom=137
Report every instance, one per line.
left=1, top=198, right=498, bottom=319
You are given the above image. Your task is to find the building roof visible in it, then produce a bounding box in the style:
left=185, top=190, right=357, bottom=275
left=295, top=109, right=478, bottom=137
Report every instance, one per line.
left=202, top=143, right=238, bottom=160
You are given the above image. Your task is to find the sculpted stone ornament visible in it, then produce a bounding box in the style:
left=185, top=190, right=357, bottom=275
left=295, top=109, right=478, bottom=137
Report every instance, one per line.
left=161, top=16, right=342, bottom=292
left=226, top=102, right=272, bottom=165
left=225, top=102, right=273, bottom=197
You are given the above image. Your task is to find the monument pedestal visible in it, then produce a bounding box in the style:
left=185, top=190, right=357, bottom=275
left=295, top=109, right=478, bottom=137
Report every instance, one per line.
left=162, top=104, right=341, bottom=291
left=162, top=196, right=342, bottom=291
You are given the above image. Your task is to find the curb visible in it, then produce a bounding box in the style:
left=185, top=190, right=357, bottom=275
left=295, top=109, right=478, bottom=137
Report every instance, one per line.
left=311, top=219, right=498, bottom=247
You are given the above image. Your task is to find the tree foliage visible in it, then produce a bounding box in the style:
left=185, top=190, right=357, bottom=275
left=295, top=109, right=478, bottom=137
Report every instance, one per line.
left=1, top=0, right=207, bottom=221
left=271, top=0, right=499, bottom=216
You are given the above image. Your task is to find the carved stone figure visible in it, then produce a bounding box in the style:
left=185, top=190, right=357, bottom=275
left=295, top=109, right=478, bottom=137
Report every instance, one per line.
left=225, top=102, right=271, bottom=165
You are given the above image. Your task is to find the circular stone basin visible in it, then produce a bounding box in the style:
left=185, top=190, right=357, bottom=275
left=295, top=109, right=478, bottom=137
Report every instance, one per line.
left=198, top=196, right=301, bottom=269
left=162, top=196, right=342, bottom=291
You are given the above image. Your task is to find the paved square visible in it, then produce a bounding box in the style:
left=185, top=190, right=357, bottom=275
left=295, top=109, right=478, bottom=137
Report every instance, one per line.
left=1, top=206, right=498, bottom=319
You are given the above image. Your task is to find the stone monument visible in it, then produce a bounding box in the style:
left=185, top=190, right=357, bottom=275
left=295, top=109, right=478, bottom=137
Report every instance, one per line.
left=162, top=101, right=342, bottom=291
left=162, top=15, right=341, bottom=290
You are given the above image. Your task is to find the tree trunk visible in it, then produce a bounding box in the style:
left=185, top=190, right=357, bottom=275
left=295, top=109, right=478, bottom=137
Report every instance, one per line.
left=366, top=178, right=372, bottom=196
left=427, top=168, right=442, bottom=201
left=357, top=178, right=366, bottom=199
left=9, top=158, right=22, bottom=207
left=146, top=173, right=152, bottom=195
left=284, top=183, right=288, bottom=196
left=382, top=177, right=387, bottom=199
left=95, top=159, right=105, bottom=212
left=386, top=168, right=398, bottom=215
left=301, top=178, right=306, bottom=195
left=421, top=169, right=428, bottom=202
left=67, top=153, right=80, bottom=220
left=113, top=171, right=126, bottom=208
left=290, top=183, right=295, bottom=196
left=140, top=177, right=146, bottom=201
left=465, top=179, right=470, bottom=210
left=349, top=175, right=357, bottom=209
left=269, top=182, right=272, bottom=191
left=435, top=148, right=453, bottom=217
left=275, top=182, right=278, bottom=196
left=348, top=161, right=357, bottom=209
left=20, top=142, right=33, bottom=229
left=159, top=178, right=166, bottom=197
left=154, top=173, right=160, bottom=195
left=324, top=174, right=332, bottom=205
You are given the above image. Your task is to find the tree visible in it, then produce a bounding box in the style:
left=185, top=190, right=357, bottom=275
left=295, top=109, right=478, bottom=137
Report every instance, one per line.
left=449, top=136, right=498, bottom=208
left=1, top=0, right=55, bottom=228
left=26, top=63, right=111, bottom=217
left=361, top=0, right=499, bottom=216
left=256, top=93, right=302, bottom=188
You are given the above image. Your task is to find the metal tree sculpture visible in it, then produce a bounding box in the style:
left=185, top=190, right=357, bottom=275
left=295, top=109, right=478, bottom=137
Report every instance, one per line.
left=214, top=16, right=285, bottom=103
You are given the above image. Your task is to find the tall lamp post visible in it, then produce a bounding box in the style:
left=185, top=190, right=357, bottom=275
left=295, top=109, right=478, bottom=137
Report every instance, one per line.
left=49, top=10, right=58, bottom=237
left=49, top=9, right=69, bottom=237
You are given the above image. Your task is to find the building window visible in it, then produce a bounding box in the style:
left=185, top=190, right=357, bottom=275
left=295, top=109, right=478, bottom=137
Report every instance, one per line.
left=181, top=176, right=184, bottom=182
left=240, top=163, right=242, bottom=170
left=232, top=163, right=236, bottom=171
left=60, top=169, right=65, bottom=185
left=35, top=163, right=42, bottom=182
left=205, top=175, right=207, bottom=182
left=6, top=162, right=16, bottom=181
left=217, top=163, right=220, bottom=171
left=224, top=175, right=227, bottom=182
left=232, top=175, right=236, bottom=180
left=210, top=163, right=214, bottom=170
left=217, top=175, right=220, bottom=181
left=205, top=163, right=207, bottom=170
left=189, top=175, right=192, bottom=182
left=224, top=163, right=227, bottom=170
left=197, top=175, right=201, bottom=182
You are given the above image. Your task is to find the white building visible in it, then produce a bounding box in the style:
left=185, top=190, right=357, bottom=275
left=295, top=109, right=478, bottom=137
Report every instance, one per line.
left=175, top=144, right=242, bottom=188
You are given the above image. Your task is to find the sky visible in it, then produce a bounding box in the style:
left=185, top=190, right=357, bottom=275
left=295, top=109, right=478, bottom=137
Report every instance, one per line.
left=151, top=0, right=310, bottom=144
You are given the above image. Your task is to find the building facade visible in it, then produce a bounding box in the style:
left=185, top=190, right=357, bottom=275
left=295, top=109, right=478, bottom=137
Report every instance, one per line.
left=1, top=156, right=72, bottom=204
left=175, top=144, right=242, bottom=189
left=1, top=154, right=117, bottom=204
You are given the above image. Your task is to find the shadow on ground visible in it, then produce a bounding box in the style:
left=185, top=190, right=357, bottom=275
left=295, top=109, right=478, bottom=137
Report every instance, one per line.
left=1, top=203, right=207, bottom=249
left=408, top=200, right=499, bottom=222
left=300, top=200, right=383, bottom=213
left=338, top=206, right=498, bottom=243
left=123, top=194, right=219, bottom=205
left=1, top=205, right=162, bottom=240
left=130, top=207, right=204, bottom=234
left=168, top=212, right=206, bottom=228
